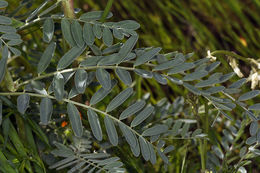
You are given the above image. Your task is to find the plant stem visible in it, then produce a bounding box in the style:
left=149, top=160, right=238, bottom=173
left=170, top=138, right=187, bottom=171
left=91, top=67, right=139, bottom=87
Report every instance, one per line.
left=62, top=0, right=75, bottom=18
left=211, top=50, right=251, bottom=63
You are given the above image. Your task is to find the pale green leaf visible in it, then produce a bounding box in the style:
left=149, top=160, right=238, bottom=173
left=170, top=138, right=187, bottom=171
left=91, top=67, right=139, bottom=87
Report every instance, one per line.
left=134, top=47, right=161, bottom=66
left=139, top=136, right=150, bottom=161
left=183, top=82, right=201, bottom=95
left=115, top=69, right=132, bottom=86
left=80, top=11, right=113, bottom=21
left=154, top=53, right=185, bottom=71
left=74, top=69, right=88, bottom=93
left=80, top=56, right=103, bottom=67
left=238, top=90, right=260, bottom=101
left=61, top=19, right=76, bottom=47
left=0, top=1, right=8, bottom=8
left=0, top=15, right=11, bottom=25
left=167, top=62, right=195, bottom=74
left=119, top=123, right=137, bottom=147
left=104, top=116, right=118, bottom=146
left=7, top=39, right=23, bottom=46
left=53, top=73, right=64, bottom=101
left=142, top=124, right=168, bottom=136
left=37, top=42, right=56, bottom=73
left=1, top=33, right=20, bottom=40
left=9, top=47, right=21, bottom=56
left=96, top=68, right=111, bottom=90
left=153, top=73, right=167, bottom=85
left=228, top=78, right=247, bottom=89
left=40, top=98, right=53, bottom=125
left=87, top=109, right=102, bottom=141
left=134, top=69, right=153, bottom=78
left=250, top=121, right=258, bottom=136
left=116, top=20, right=140, bottom=30
left=83, top=23, right=95, bottom=46
left=17, top=94, right=30, bottom=114
left=103, top=27, right=113, bottom=46
left=148, top=142, right=156, bottom=164
left=106, top=88, right=133, bottom=112
left=0, top=25, right=16, bottom=33
left=93, top=24, right=102, bottom=39
left=57, top=45, right=86, bottom=70
left=113, top=28, right=124, bottom=40
left=117, top=35, right=138, bottom=63
left=249, top=103, right=260, bottom=110
left=131, top=106, right=154, bottom=127
left=43, top=18, right=54, bottom=43
left=183, top=70, right=208, bottom=81
left=166, top=76, right=183, bottom=85
left=71, top=20, right=84, bottom=47
left=119, top=100, right=146, bottom=120
left=90, top=79, right=117, bottom=105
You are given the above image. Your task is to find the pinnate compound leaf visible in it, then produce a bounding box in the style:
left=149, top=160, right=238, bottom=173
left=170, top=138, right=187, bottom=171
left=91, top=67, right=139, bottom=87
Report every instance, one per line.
left=238, top=90, right=260, bottom=101
left=83, top=23, right=95, bottom=46
left=106, top=88, right=133, bottom=112
left=131, top=106, right=154, bottom=127
left=183, top=82, right=201, bottom=95
left=103, top=27, right=113, bottom=46
left=37, top=42, right=56, bottom=73
left=139, top=136, right=150, bottom=161
left=154, top=53, right=185, bottom=71
left=17, top=94, right=30, bottom=114
left=87, top=109, right=102, bottom=141
left=40, top=98, right=53, bottom=125
left=96, top=68, right=111, bottom=90
left=134, top=47, right=161, bottom=66
left=43, top=18, right=54, bottom=43
left=61, top=19, right=76, bottom=47
left=142, top=125, right=168, bottom=136
left=0, top=45, right=8, bottom=84
left=183, top=70, right=208, bottom=81
left=74, top=69, right=88, bottom=93
left=104, top=116, right=118, bottom=146
left=80, top=11, right=113, bottom=21
left=115, top=69, right=132, bottom=86
left=57, top=45, right=86, bottom=70
left=119, top=100, right=146, bottom=120
left=249, top=103, right=260, bottom=110
left=167, top=62, right=195, bottom=74
left=53, top=73, right=64, bottom=101
left=71, top=20, right=84, bottom=47
left=90, top=79, right=117, bottom=105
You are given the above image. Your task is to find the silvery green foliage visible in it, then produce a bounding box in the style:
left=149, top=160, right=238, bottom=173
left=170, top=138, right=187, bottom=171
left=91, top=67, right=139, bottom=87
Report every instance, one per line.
left=0, top=0, right=260, bottom=172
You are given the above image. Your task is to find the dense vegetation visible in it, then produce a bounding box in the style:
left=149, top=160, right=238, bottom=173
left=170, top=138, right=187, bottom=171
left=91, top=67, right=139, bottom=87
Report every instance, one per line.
left=0, top=0, right=259, bottom=172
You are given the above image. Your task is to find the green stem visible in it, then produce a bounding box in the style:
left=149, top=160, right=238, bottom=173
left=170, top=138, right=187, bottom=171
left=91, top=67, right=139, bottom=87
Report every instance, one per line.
left=62, top=0, right=74, bottom=18
left=211, top=50, right=251, bottom=63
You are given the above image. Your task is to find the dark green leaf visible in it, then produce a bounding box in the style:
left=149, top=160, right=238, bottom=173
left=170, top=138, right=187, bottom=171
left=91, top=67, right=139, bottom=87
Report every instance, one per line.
left=1, top=33, right=20, bottom=40
left=238, top=90, right=260, bottom=101
left=71, top=20, right=84, bottom=47
left=157, top=149, right=169, bottom=164
left=87, top=109, right=102, bottom=141
left=113, top=28, right=124, bottom=40
left=0, top=1, right=8, bottom=8
left=205, top=61, right=220, bottom=72
left=97, top=53, right=119, bottom=65
left=183, top=70, right=208, bottom=81
left=0, top=15, right=11, bottom=25
left=119, top=123, right=137, bottom=147
left=7, top=39, right=23, bottom=46
left=80, top=11, right=113, bottom=21
left=68, top=86, right=79, bottom=99
left=96, top=68, right=111, bottom=90
left=61, top=19, right=76, bottom=47
left=154, top=53, right=185, bottom=71
left=53, top=73, right=64, bottom=101
left=119, top=100, right=146, bottom=120
left=153, top=73, right=167, bottom=85
left=167, top=62, right=195, bottom=74
left=205, top=86, right=225, bottom=94
left=43, top=18, right=54, bottom=43
left=183, top=82, right=201, bottom=95
left=142, top=125, right=168, bottom=136
left=80, top=56, right=103, bottom=67
left=37, top=42, right=56, bottom=73
left=116, top=20, right=140, bottom=30
left=180, top=123, right=190, bottom=137
left=57, top=45, right=86, bottom=70
left=67, top=103, right=83, bottom=137
left=134, top=69, right=153, bottom=78
left=117, top=35, right=138, bottom=63
left=102, top=43, right=122, bottom=54
left=104, top=116, right=118, bottom=146
left=195, top=79, right=217, bottom=88
left=148, top=142, right=156, bottom=164
left=40, top=98, right=53, bottom=125
left=219, top=72, right=235, bottom=83
left=246, top=136, right=256, bottom=145
left=228, top=78, right=247, bottom=89
left=0, top=25, right=16, bottom=33
left=250, top=121, right=258, bottom=136
left=131, top=106, right=154, bottom=127
left=139, top=136, right=150, bottom=161
left=249, top=103, right=260, bottom=110
left=74, top=69, right=88, bottom=93
left=83, top=23, right=95, bottom=46
left=106, top=88, right=133, bottom=112
left=134, top=47, right=161, bottom=66
left=163, top=145, right=175, bottom=154
left=9, top=47, right=21, bottom=56
left=90, top=79, right=117, bottom=105
left=93, top=24, right=102, bottom=39
left=115, top=69, right=132, bottom=86
left=0, top=45, right=8, bottom=84
left=17, top=94, right=30, bottom=114
left=165, top=76, right=183, bottom=85
left=103, top=27, right=113, bottom=46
